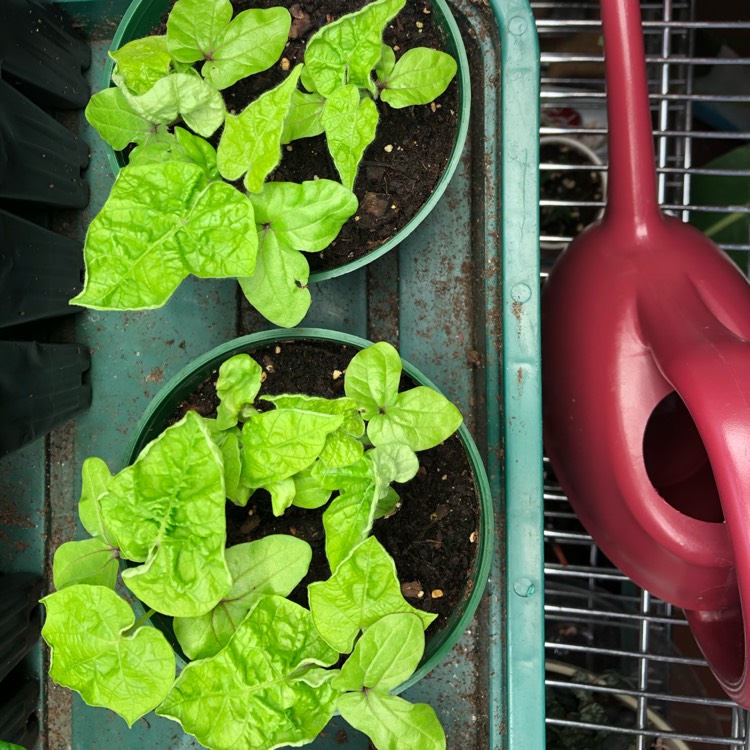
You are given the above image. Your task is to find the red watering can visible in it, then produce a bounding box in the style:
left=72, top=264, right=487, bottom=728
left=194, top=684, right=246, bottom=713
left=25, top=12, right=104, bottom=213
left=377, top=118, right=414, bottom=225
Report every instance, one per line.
left=542, top=0, right=750, bottom=706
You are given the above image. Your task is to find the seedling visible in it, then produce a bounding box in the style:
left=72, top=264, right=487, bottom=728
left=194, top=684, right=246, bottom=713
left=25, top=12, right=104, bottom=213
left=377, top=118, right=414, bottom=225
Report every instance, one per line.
left=41, top=342, right=462, bottom=749
left=79, top=0, right=457, bottom=325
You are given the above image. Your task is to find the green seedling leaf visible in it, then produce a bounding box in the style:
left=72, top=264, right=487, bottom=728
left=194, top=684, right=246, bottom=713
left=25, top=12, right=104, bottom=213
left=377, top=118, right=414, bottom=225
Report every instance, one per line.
left=205, top=421, right=244, bottom=504
left=345, top=341, right=463, bottom=451
left=368, top=386, right=463, bottom=452
left=216, top=353, right=264, bottom=429
left=217, top=65, right=302, bottom=193
left=72, top=161, right=256, bottom=310
left=249, top=179, right=359, bottom=253
left=344, top=340, right=402, bottom=419
left=42, top=585, right=175, bottom=727
left=110, top=36, right=172, bottom=95
left=78, top=456, right=117, bottom=543
left=292, top=464, right=332, bottom=510
left=128, top=129, right=220, bottom=183
left=266, top=477, right=296, bottom=516
left=321, top=444, right=416, bottom=570
left=380, top=48, right=457, bottom=108
left=337, top=691, right=445, bottom=750
left=158, top=595, right=339, bottom=750
left=174, top=536, right=312, bottom=659
left=374, top=43, right=396, bottom=83
left=322, top=84, right=379, bottom=191
left=238, top=229, right=311, bottom=328
left=174, top=127, right=220, bottom=181
left=95, top=412, right=231, bottom=617
left=53, top=537, right=119, bottom=591
left=320, top=431, right=364, bottom=468
left=85, top=87, right=156, bottom=150
left=204, top=8, right=291, bottom=90
left=374, top=486, right=400, bottom=519
left=304, top=0, right=406, bottom=96
left=333, top=613, right=424, bottom=693
left=114, top=71, right=225, bottom=138
left=282, top=90, right=327, bottom=144
left=240, top=408, right=344, bottom=487
left=308, top=536, right=436, bottom=653
left=166, top=0, right=233, bottom=64
left=262, top=393, right=364, bottom=436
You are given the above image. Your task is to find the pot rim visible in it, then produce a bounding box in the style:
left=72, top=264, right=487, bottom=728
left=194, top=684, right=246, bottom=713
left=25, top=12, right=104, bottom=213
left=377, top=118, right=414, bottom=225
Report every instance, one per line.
left=125, top=327, right=494, bottom=694
left=103, top=0, right=471, bottom=283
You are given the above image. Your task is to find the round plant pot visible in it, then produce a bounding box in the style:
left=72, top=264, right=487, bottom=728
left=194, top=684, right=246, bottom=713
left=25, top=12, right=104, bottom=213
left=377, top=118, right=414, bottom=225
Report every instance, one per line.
left=103, top=0, right=470, bottom=283
left=125, top=328, right=493, bottom=693
left=539, top=135, right=607, bottom=261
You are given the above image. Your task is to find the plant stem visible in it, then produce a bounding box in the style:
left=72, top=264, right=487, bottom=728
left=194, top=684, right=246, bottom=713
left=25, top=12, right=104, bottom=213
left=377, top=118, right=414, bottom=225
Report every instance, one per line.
left=127, top=608, right=156, bottom=634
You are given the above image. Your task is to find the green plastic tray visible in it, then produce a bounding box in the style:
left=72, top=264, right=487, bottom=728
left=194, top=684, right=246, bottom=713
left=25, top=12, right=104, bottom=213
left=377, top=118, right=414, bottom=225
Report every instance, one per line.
left=0, top=0, right=542, bottom=746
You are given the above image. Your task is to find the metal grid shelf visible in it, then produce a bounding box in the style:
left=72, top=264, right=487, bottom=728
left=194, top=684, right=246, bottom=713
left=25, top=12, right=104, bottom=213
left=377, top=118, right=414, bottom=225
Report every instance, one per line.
left=533, top=1, right=750, bottom=747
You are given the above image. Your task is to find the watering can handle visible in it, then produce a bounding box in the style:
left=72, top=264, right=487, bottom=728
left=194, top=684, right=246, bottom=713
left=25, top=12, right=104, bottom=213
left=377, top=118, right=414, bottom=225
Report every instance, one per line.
left=638, top=274, right=750, bottom=705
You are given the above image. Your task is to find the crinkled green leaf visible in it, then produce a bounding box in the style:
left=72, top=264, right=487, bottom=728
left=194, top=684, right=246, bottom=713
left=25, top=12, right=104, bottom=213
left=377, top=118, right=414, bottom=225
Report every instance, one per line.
left=266, top=477, right=296, bottom=516
left=323, top=487, right=377, bottom=572
left=72, top=162, right=256, bottom=310
left=204, top=8, right=291, bottom=90
left=174, top=127, right=220, bottom=181
left=78, top=456, right=116, bottom=543
left=292, top=464, right=332, bottom=510
left=368, top=386, right=463, bottom=451
left=249, top=179, right=359, bottom=253
left=174, top=536, right=312, bottom=659
left=304, top=0, right=406, bottom=96
left=127, top=128, right=219, bottom=183
left=95, top=412, right=231, bottom=617
left=85, top=87, right=156, bottom=150
left=380, top=48, right=457, bottom=108
left=262, top=394, right=363, bottom=435
left=344, top=341, right=402, bottom=419
left=238, top=229, right=311, bottom=328
left=206, top=421, right=244, bottom=503
left=115, top=71, right=225, bottom=137
left=166, top=0, right=233, bottom=64
left=311, top=452, right=372, bottom=493
left=217, top=65, right=302, bottom=193
left=337, top=691, right=445, bottom=750
left=158, top=595, right=338, bottom=750
left=333, top=613, right=424, bottom=693
left=374, top=43, right=396, bottom=83
left=308, top=536, right=436, bottom=653
left=41, top=585, right=175, bottom=727
left=320, top=431, right=364, bottom=468
left=282, top=90, right=326, bottom=144
left=216, top=353, right=263, bottom=429
left=241, top=409, right=344, bottom=487
left=322, top=85, right=378, bottom=191
left=110, top=36, right=172, bottom=95
left=370, top=442, right=419, bottom=485
left=52, top=537, right=119, bottom=590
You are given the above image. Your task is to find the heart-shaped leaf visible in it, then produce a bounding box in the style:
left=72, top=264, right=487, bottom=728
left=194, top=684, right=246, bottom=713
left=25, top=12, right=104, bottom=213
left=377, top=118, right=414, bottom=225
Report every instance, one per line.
left=110, top=36, right=172, bottom=95
left=173, top=536, right=312, bottom=659
left=158, top=595, right=339, bottom=750
left=166, top=0, right=233, bottom=64
left=380, top=48, right=457, bottom=108
left=85, top=87, right=157, bottom=150
left=53, top=537, right=119, bottom=590
left=42, top=585, right=175, bottom=727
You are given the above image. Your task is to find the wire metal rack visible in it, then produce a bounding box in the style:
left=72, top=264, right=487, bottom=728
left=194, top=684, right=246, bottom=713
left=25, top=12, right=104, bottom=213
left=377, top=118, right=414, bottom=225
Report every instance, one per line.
left=531, top=1, right=750, bottom=747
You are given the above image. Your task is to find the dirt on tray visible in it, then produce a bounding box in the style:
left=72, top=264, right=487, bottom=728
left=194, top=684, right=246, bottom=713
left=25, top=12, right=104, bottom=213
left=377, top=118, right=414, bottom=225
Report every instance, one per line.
left=153, top=0, right=460, bottom=273
left=169, top=338, right=480, bottom=630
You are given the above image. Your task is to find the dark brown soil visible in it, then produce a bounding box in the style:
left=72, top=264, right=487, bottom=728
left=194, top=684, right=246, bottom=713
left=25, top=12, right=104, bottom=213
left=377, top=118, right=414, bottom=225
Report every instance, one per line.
left=170, top=339, right=480, bottom=630
left=154, top=0, right=459, bottom=274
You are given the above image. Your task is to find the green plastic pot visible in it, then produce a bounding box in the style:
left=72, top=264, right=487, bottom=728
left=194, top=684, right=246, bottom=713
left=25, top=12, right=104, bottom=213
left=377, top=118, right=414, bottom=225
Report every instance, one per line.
left=125, top=328, right=493, bottom=693
left=103, top=0, right=470, bottom=283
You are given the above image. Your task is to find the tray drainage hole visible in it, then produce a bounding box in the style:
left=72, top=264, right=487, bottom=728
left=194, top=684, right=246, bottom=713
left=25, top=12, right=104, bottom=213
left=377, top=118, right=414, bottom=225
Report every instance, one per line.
left=642, top=391, right=723, bottom=523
